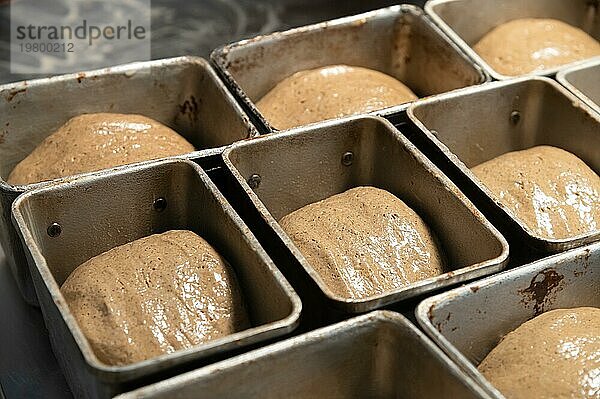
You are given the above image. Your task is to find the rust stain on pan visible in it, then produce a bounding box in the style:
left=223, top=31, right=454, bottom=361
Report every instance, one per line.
left=582, top=247, right=592, bottom=263
left=427, top=302, right=436, bottom=323
left=177, top=95, right=200, bottom=124
left=519, top=268, right=565, bottom=315
left=435, top=311, right=452, bottom=332
left=573, top=248, right=592, bottom=277
left=4, top=87, right=26, bottom=102
left=428, top=302, right=452, bottom=332
left=75, top=72, right=100, bottom=83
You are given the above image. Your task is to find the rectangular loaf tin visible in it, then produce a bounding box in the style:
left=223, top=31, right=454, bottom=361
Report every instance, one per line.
left=0, top=56, right=257, bottom=305
left=115, top=311, right=492, bottom=399
left=416, top=241, right=600, bottom=398
left=223, top=115, right=509, bottom=313
left=211, top=4, right=486, bottom=133
left=11, top=159, right=301, bottom=399
left=557, top=57, right=600, bottom=115
left=407, top=77, right=600, bottom=253
left=425, top=0, right=600, bottom=80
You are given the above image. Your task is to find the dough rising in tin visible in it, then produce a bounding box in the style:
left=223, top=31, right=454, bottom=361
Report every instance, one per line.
left=474, top=18, right=600, bottom=76
left=472, top=146, right=600, bottom=239
left=280, top=186, right=446, bottom=299
left=479, top=307, right=600, bottom=399
left=257, top=65, right=417, bottom=130
left=8, top=113, right=195, bottom=185
left=61, top=230, right=249, bottom=366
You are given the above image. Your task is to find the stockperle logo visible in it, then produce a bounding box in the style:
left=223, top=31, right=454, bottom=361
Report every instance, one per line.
left=11, top=0, right=150, bottom=74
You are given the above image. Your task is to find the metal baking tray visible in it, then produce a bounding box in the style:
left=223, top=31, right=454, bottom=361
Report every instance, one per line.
left=211, top=4, right=487, bottom=133
left=0, top=56, right=257, bottom=306
left=115, top=311, right=492, bottom=399
left=425, top=0, right=600, bottom=80
left=223, top=115, right=509, bottom=313
left=407, top=77, right=600, bottom=253
left=557, top=57, right=600, bottom=116
left=11, top=159, right=301, bottom=399
left=416, top=240, right=600, bottom=398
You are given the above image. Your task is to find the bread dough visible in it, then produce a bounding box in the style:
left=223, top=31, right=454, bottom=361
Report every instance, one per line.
left=279, top=186, right=446, bottom=299
left=471, top=146, right=600, bottom=239
left=61, top=230, right=249, bottom=366
left=8, top=113, right=195, bottom=185
left=256, top=65, right=417, bottom=130
left=478, top=307, right=600, bottom=399
left=474, top=18, right=600, bottom=76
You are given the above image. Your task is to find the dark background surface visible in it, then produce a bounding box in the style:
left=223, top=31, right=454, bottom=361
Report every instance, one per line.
left=0, top=0, right=427, bottom=84
left=0, top=1, right=427, bottom=399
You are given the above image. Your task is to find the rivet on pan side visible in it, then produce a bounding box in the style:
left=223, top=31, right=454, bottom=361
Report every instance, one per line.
left=342, top=151, right=354, bottom=166
left=510, top=111, right=521, bottom=125
left=248, top=174, right=261, bottom=189
left=153, top=197, right=167, bottom=212
left=47, top=223, right=62, bottom=238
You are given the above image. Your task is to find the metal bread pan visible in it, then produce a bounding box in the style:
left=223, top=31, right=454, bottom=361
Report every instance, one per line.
left=416, top=241, right=600, bottom=398
left=425, top=0, right=600, bottom=80
left=557, top=57, right=600, bottom=115
left=223, top=115, right=509, bottom=313
left=0, top=56, right=257, bottom=305
left=407, top=77, right=600, bottom=253
left=211, top=4, right=486, bottom=133
left=11, top=159, right=301, bottom=399
left=116, top=311, right=492, bottom=399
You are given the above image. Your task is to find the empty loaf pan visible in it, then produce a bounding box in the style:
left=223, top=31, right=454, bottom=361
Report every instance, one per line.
left=557, top=58, right=600, bottom=115
left=223, top=116, right=509, bottom=313
left=11, top=159, right=301, bottom=399
left=407, top=77, right=600, bottom=253
left=416, top=240, right=600, bottom=398
left=425, top=0, right=600, bottom=80
left=211, top=4, right=486, bottom=133
left=115, top=311, right=492, bottom=399
left=0, top=56, right=257, bottom=305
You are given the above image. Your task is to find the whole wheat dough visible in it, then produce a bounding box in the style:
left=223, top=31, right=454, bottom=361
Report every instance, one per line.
left=479, top=307, right=600, bottom=399
left=279, top=186, right=446, bottom=299
left=61, top=230, right=249, bottom=366
left=8, top=113, right=195, bottom=185
left=474, top=18, right=600, bottom=76
left=257, top=65, right=417, bottom=130
left=472, top=146, right=600, bottom=239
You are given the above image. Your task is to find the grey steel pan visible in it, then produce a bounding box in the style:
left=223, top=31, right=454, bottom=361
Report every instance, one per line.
left=407, top=77, right=600, bottom=253
left=0, top=56, right=257, bottom=305
left=115, top=311, right=493, bottom=399
left=557, top=57, right=600, bottom=116
left=223, top=115, right=509, bottom=313
left=425, top=0, right=600, bottom=80
left=211, top=4, right=487, bottom=133
left=416, top=241, right=600, bottom=398
left=11, top=159, right=301, bottom=399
